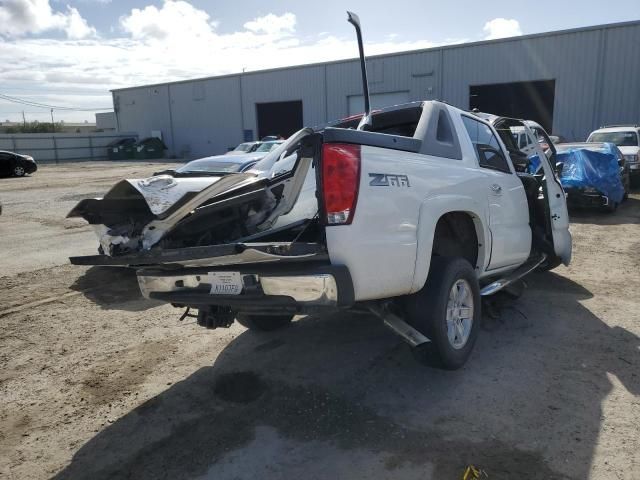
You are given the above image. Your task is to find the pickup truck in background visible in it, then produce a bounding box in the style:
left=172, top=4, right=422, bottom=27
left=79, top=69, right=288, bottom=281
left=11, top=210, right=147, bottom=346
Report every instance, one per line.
left=587, top=125, right=640, bottom=178
left=68, top=12, right=572, bottom=370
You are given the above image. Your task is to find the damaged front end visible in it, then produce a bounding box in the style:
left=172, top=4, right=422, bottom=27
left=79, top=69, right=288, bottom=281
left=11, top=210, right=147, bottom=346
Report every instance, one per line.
left=68, top=128, right=321, bottom=266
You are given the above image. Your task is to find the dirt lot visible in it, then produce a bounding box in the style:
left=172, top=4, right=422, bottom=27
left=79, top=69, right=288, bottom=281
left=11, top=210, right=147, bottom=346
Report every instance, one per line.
left=1, top=162, right=638, bottom=479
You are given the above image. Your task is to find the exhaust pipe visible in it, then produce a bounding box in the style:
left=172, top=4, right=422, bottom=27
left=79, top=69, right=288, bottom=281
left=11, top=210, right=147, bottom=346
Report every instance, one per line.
left=347, top=11, right=372, bottom=131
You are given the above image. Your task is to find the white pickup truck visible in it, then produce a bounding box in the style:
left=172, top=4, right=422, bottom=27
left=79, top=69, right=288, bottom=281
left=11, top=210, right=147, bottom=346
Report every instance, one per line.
left=70, top=100, right=572, bottom=369
left=68, top=13, right=571, bottom=369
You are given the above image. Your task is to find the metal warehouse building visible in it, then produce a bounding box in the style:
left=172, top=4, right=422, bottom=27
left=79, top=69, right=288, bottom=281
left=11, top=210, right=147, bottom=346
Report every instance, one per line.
left=112, top=20, right=640, bottom=159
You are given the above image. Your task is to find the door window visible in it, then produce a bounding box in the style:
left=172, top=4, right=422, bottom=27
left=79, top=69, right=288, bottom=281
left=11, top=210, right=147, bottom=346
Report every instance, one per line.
left=462, top=116, right=511, bottom=173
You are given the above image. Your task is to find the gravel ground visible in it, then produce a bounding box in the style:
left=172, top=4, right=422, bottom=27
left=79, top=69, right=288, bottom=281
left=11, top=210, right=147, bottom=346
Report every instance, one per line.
left=0, top=162, right=638, bottom=480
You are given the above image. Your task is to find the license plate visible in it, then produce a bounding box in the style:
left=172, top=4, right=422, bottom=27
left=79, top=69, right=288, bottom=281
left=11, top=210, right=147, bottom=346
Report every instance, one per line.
left=208, top=272, right=242, bottom=295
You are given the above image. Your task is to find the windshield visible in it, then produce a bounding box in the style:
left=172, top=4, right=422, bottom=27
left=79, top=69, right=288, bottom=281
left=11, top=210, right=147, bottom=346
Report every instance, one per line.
left=233, top=143, right=254, bottom=152
left=175, top=159, right=244, bottom=174
left=588, top=131, right=638, bottom=147
left=255, top=141, right=282, bottom=152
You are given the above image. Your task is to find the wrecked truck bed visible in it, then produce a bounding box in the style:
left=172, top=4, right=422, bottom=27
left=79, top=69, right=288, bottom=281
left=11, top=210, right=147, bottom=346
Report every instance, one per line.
left=68, top=129, right=318, bottom=264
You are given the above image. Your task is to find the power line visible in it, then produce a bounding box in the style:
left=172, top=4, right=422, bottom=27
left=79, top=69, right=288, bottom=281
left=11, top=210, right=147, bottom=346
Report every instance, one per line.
left=0, top=92, right=112, bottom=112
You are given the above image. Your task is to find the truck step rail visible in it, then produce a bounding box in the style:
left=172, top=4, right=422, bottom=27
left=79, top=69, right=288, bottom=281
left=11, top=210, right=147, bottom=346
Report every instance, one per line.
left=479, top=254, right=547, bottom=296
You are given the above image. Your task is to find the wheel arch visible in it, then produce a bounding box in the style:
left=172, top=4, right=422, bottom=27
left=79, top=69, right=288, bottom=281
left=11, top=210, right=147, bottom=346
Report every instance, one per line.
left=410, top=196, right=489, bottom=294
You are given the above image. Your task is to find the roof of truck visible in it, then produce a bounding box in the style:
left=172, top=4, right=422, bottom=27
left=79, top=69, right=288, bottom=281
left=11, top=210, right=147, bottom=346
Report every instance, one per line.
left=591, top=125, right=639, bottom=133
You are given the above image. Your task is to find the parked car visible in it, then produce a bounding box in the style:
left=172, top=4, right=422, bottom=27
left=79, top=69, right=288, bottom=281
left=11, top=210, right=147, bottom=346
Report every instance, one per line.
left=228, top=142, right=261, bottom=154
left=68, top=11, right=571, bottom=370
left=0, top=150, right=37, bottom=177
left=163, top=147, right=281, bottom=177
left=154, top=141, right=284, bottom=177
left=555, top=142, right=628, bottom=211
left=548, top=134, right=566, bottom=145
left=511, top=120, right=554, bottom=157
left=587, top=125, right=640, bottom=178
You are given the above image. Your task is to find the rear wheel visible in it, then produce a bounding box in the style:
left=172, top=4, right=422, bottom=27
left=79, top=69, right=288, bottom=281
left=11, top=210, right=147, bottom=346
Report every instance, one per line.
left=236, top=314, right=293, bottom=332
left=403, top=257, right=480, bottom=370
left=13, top=165, right=25, bottom=177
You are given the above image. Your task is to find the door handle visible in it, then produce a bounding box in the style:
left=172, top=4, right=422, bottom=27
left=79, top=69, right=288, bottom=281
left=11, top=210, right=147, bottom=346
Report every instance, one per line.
left=490, top=184, right=502, bottom=195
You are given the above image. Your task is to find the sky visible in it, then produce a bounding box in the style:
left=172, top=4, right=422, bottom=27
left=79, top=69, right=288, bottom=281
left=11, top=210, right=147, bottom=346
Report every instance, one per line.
left=0, top=0, right=638, bottom=123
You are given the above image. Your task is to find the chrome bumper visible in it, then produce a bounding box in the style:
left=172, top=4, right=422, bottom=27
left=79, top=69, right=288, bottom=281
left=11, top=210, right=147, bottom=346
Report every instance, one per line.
left=138, top=271, right=340, bottom=307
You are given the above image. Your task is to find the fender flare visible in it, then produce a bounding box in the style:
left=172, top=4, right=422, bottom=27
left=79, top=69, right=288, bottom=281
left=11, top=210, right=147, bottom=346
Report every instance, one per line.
left=409, top=194, right=489, bottom=294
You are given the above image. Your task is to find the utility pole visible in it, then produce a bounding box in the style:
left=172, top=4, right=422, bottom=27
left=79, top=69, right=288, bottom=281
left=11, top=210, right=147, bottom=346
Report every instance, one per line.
left=22, top=111, right=26, bottom=128
left=50, top=109, right=55, bottom=132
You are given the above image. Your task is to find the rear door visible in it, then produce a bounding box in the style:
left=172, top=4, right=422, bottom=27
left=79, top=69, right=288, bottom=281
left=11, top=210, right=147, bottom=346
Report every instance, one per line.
left=461, top=115, right=532, bottom=270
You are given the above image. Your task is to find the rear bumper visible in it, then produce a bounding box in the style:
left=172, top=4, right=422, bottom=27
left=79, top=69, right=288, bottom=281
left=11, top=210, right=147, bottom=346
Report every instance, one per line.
left=137, top=263, right=354, bottom=313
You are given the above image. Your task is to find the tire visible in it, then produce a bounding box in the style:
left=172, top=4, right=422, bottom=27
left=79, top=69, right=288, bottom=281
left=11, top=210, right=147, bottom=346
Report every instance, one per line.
left=403, top=257, right=480, bottom=370
left=604, top=200, right=617, bottom=213
left=13, top=165, right=25, bottom=177
left=236, top=314, right=293, bottom=332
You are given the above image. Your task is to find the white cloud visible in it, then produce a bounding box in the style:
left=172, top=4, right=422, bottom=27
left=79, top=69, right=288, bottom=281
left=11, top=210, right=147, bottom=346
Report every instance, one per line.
left=120, top=0, right=214, bottom=40
left=244, top=12, right=295, bottom=35
left=483, top=18, right=522, bottom=40
left=65, top=6, right=96, bottom=39
left=0, top=0, right=96, bottom=39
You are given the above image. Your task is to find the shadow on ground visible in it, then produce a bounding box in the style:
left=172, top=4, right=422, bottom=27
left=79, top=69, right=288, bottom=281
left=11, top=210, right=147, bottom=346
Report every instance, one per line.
left=53, top=272, right=639, bottom=480
left=569, top=196, right=640, bottom=225
left=70, top=266, right=162, bottom=312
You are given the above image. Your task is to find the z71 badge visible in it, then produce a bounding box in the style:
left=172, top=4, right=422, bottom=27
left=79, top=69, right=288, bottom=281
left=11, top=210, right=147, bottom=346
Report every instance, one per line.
left=368, top=173, right=410, bottom=187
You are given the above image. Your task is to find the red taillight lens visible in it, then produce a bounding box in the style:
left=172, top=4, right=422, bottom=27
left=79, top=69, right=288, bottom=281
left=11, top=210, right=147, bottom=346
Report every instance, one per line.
left=321, top=143, right=361, bottom=225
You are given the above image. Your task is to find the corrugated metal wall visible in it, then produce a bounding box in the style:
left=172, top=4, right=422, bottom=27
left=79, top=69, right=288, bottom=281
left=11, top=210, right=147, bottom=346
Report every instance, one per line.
left=0, top=132, right=138, bottom=163
left=113, top=21, right=640, bottom=158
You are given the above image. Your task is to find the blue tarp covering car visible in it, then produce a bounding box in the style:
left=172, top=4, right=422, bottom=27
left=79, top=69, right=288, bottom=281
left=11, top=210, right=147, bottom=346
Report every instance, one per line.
left=556, top=143, right=625, bottom=207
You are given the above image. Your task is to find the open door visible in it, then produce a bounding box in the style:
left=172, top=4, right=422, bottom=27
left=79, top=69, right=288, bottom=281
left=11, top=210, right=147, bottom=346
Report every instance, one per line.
left=527, top=127, right=572, bottom=265
left=492, top=117, right=571, bottom=266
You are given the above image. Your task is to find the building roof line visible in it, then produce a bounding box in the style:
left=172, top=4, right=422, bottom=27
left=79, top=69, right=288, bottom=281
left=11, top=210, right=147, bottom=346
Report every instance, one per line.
left=111, top=19, right=640, bottom=93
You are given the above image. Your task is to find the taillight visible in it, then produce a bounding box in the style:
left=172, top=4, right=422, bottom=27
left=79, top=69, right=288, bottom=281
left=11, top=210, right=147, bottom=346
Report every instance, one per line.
left=321, top=143, right=361, bottom=225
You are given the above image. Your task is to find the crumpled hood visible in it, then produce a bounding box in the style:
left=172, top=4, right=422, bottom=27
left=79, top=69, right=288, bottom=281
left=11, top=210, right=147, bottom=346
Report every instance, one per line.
left=127, top=175, right=222, bottom=216
left=66, top=174, right=224, bottom=221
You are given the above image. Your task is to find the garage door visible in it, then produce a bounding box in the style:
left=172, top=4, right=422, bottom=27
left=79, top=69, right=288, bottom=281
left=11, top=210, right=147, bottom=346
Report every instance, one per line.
left=348, top=91, right=410, bottom=115
left=469, top=80, right=556, bottom=133
left=256, top=100, right=303, bottom=140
